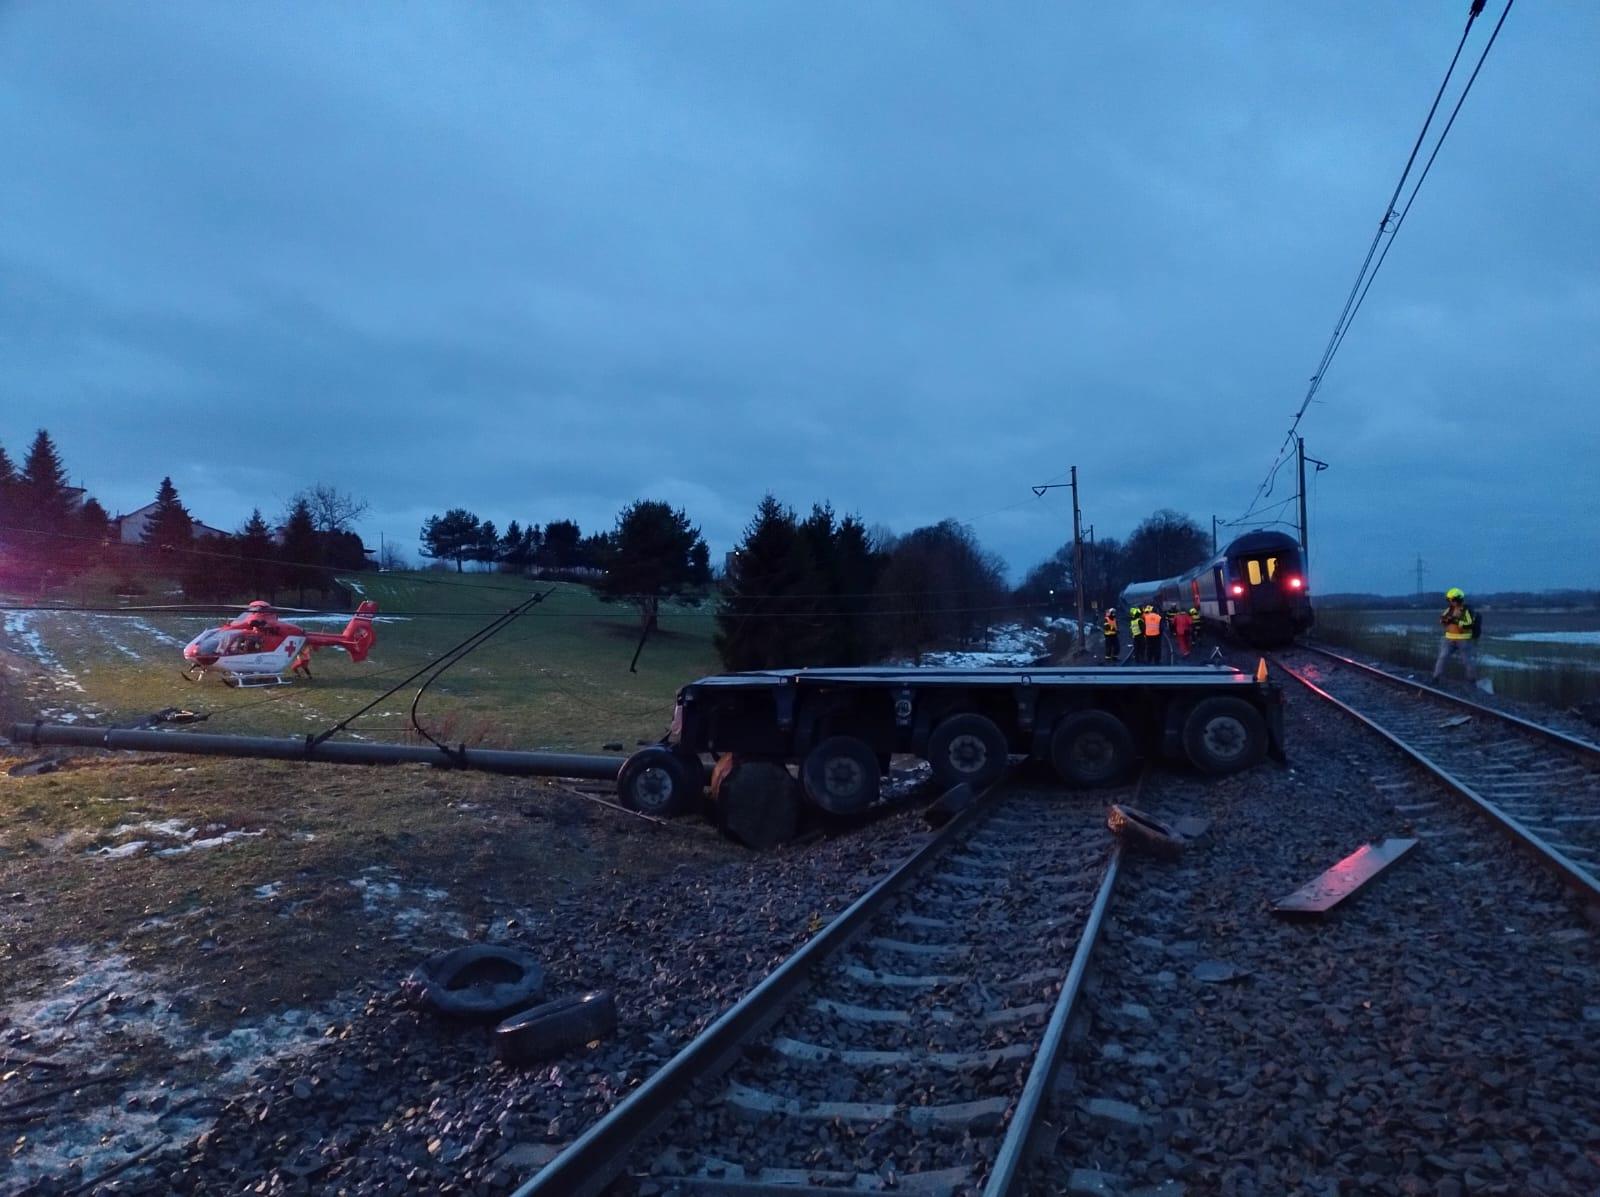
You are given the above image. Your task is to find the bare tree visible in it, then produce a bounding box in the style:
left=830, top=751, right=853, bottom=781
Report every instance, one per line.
left=294, top=484, right=370, bottom=535
left=378, top=540, right=409, bottom=571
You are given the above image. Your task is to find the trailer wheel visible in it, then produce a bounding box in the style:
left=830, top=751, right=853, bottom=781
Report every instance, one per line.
left=926, top=713, right=1008, bottom=791
left=494, top=990, right=618, bottom=1065
left=1049, top=710, right=1135, bottom=788
left=801, top=736, right=881, bottom=814
left=1182, top=697, right=1267, bottom=775
left=617, top=747, right=690, bottom=817
left=673, top=747, right=707, bottom=801
left=711, top=756, right=801, bottom=850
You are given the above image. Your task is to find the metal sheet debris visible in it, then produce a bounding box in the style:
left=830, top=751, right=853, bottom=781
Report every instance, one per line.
left=1272, top=838, right=1419, bottom=916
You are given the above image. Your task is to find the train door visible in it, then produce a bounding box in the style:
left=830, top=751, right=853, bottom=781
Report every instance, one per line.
left=1213, top=566, right=1227, bottom=618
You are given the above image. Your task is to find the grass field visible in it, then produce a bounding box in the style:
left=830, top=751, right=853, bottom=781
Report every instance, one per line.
left=0, top=572, right=723, bottom=751
left=1311, top=607, right=1600, bottom=707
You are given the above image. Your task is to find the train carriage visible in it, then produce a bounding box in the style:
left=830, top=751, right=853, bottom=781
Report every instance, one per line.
left=1123, top=530, right=1313, bottom=647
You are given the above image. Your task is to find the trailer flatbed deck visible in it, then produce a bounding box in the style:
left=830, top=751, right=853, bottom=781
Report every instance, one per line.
left=615, top=663, right=1285, bottom=843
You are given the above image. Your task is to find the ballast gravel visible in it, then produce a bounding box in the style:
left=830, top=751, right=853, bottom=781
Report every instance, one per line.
left=1038, top=668, right=1600, bottom=1196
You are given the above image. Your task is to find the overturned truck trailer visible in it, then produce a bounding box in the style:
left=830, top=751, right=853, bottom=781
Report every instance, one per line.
left=618, top=664, right=1286, bottom=846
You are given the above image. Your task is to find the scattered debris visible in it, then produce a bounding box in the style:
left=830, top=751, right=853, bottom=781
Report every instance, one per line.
left=1106, top=805, right=1185, bottom=858
left=1440, top=714, right=1473, bottom=729
left=494, top=990, right=618, bottom=1065
left=8, top=756, right=64, bottom=778
left=63, top=985, right=116, bottom=1025
left=1272, top=837, right=1419, bottom=917
left=1192, top=960, right=1252, bottom=984
left=404, top=945, right=546, bottom=1021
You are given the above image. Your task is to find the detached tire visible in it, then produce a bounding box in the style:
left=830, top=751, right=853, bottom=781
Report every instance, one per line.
left=801, top=736, right=881, bottom=814
left=1182, top=697, right=1267, bottom=776
left=1049, top=710, right=1136, bottom=788
left=404, top=946, right=545, bottom=1022
left=926, top=714, right=1009, bottom=791
left=495, top=990, right=618, bottom=1065
left=618, top=747, right=690, bottom=817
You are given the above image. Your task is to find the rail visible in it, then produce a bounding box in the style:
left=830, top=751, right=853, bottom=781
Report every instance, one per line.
left=1273, top=657, right=1600, bottom=906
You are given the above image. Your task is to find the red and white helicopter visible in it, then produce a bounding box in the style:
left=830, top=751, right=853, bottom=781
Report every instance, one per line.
left=182, top=600, right=378, bottom=686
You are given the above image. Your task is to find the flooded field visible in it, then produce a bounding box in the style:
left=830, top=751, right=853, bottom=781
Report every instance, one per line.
left=1311, top=607, right=1600, bottom=707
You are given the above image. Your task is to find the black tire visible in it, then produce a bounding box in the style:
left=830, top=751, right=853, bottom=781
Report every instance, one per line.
left=673, top=747, right=707, bottom=799
left=1182, top=697, right=1267, bottom=776
left=925, top=713, right=1009, bottom=791
left=801, top=736, right=881, bottom=814
left=1049, top=710, right=1136, bottom=788
left=1106, top=803, right=1184, bottom=858
left=712, top=757, right=801, bottom=850
left=494, top=990, right=618, bottom=1065
left=617, top=747, right=690, bottom=817
left=403, top=945, right=545, bottom=1021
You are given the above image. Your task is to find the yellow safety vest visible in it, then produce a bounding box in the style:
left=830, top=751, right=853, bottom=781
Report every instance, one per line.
left=1442, top=605, right=1475, bottom=641
left=1129, top=609, right=1143, bottom=636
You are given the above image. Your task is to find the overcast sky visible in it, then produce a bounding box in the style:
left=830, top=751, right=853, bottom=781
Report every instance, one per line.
left=2, top=2, right=1596, bottom=595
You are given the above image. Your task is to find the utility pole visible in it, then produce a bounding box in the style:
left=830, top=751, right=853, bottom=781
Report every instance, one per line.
left=1031, top=467, right=1088, bottom=656
left=1211, top=515, right=1218, bottom=556
left=1086, top=524, right=1096, bottom=611
left=1415, top=554, right=1427, bottom=600
left=1296, top=438, right=1329, bottom=582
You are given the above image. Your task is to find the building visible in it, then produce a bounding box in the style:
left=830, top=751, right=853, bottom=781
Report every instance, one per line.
left=110, top=502, right=230, bottom=545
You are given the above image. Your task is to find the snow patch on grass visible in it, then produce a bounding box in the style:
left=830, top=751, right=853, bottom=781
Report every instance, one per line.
left=915, top=621, right=1061, bottom=669
left=1, top=610, right=87, bottom=693
left=350, top=870, right=467, bottom=939
left=0, top=946, right=345, bottom=1188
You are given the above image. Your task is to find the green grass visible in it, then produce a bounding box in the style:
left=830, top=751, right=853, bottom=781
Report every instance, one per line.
left=1311, top=608, right=1600, bottom=707
left=1, top=572, right=723, bottom=750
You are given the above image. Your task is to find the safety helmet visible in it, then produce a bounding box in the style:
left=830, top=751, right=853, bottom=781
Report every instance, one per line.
left=1445, top=587, right=1465, bottom=601
left=1143, top=604, right=1154, bottom=612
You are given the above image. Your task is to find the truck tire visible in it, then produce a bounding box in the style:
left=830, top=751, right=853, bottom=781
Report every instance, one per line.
left=1049, top=710, right=1136, bottom=788
left=494, top=990, right=618, bottom=1065
left=674, top=747, right=708, bottom=802
left=801, top=736, right=881, bottom=814
left=618, top=747, right=690, bottom=817
left=1182, top=697, right=1267, bottom=776
left=403, top=945, right=545, bottom=1021
left=711, top=756, right=801, bottom=850
left=926, top=713, right=1008, bottom=791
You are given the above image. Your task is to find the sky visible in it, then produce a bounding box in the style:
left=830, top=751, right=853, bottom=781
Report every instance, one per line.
left=2, top=1, right=1596, bottom=595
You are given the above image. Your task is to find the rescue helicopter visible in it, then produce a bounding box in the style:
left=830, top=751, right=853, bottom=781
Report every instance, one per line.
left=181, top=600, right=379, bottom=686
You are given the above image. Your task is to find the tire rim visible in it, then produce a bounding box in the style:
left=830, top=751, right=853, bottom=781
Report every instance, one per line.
left=1070, top=731, right=1116, bottom=780
left=948, top=733, right=990, bottom=774
left=823, top=757, right=865, bottom=799
left=1202, top=715, right=1248, bottom=760
left=634, top=766, right=675, bottom=811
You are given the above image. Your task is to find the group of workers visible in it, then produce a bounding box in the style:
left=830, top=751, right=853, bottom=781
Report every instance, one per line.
left=1101, top=603, right=1202, bottom=665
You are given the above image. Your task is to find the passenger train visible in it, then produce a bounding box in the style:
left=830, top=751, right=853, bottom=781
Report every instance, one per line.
left=1120, top=530, right=1313, bottom=647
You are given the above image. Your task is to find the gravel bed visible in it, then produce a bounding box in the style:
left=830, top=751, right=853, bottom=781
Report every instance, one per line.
left=1274, top=647, right=1600, bottom=867
left=1297, top=641, right=1600, bottom=744
left=636, top=791, right=1114, bottom=1195
left=1036, top=666, right=1600, bottom=1196
left=15, top=808, right=939, bottom=1196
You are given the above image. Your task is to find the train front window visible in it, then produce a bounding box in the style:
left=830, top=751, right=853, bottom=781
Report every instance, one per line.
left=1246, top=560, right=1263, bottom=586
left=1265, top=556, right=1278, bottom=579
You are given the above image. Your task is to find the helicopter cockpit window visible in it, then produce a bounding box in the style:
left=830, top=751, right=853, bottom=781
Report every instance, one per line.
left=192, top=630, right=224, bottom=655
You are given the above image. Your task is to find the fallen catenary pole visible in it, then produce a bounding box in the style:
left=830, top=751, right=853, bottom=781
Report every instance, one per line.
left=6, top=722, right=625, bottom=782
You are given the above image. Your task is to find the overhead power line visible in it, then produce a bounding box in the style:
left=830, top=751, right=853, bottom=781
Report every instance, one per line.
left=1235, top=0, right=1511, bottom=527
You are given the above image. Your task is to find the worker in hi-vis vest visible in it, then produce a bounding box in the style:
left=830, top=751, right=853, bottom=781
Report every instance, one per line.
left=1141, top=605, right=1164, bottom=664
left=1128, top=606, right=1143, bottom=661
left=1432, top=587, right=1478, bottom=683
left=1102, top=608, right=1120, bottom=663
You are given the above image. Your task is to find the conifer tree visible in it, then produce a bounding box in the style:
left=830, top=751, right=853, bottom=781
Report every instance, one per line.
left=19, top=429, right=73, bottom=536
left=140, top=476, right=194, bottom=551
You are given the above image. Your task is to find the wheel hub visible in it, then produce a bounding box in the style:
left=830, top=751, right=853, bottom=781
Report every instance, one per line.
left=949, top=733, right=989, bottom=772
left=1203, top=716, right=1247, bottom=759
left=824, top=758, right=865, bottom=796
left=636, top=766, right=674, bottom=809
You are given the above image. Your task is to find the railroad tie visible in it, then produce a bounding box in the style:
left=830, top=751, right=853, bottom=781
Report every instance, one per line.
left=839, top=963, right=965, bottom=988
left=768, top=1035, right=1033, bottom=1070
left=668, top=1158, right=974, bottom=1195
left=863, top=936, right=970, bottom=961
left=725, top=1081, right=1010, bottom=1130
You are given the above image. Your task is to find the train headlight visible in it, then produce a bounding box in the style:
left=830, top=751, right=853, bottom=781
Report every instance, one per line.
left=1229, top=584, right=1244, bottom=597
left=1287, top=577, right=1304, bottom=590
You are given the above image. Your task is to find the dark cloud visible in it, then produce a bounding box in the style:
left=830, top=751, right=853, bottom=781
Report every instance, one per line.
left=1, top=2, right=1595, bottom=593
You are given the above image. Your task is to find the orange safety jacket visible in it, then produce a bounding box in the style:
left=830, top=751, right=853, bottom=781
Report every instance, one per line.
left=1441, top=604, right=1475, bottom=641
left=1103, top=613, right=1118, bottom=636
left=1141, top=611, right=1163, bottom=638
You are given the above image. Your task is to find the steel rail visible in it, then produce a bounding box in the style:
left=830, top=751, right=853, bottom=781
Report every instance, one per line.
left=1299, top=642, right=1600, bottom=760
left=508, top=785, right=1001, bottom=1197
left=983, top=837, right=1125, bottom=1196
left=1274, top=659, right=1600, bottom=906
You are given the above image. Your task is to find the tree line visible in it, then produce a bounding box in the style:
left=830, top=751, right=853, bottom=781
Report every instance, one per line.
left=0, top=429, right=371, bottom=602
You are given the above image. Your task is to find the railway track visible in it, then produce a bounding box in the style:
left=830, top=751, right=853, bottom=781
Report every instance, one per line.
left=1273, top=643, right=1600, bottom=904
left=510, top=781, right=1129, bottom=1197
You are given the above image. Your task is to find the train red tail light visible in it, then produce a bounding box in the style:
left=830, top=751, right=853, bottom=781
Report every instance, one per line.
left=1229, top=584, right=1244, bottom=597
left=1287, top=576, right=1304, bottom=590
